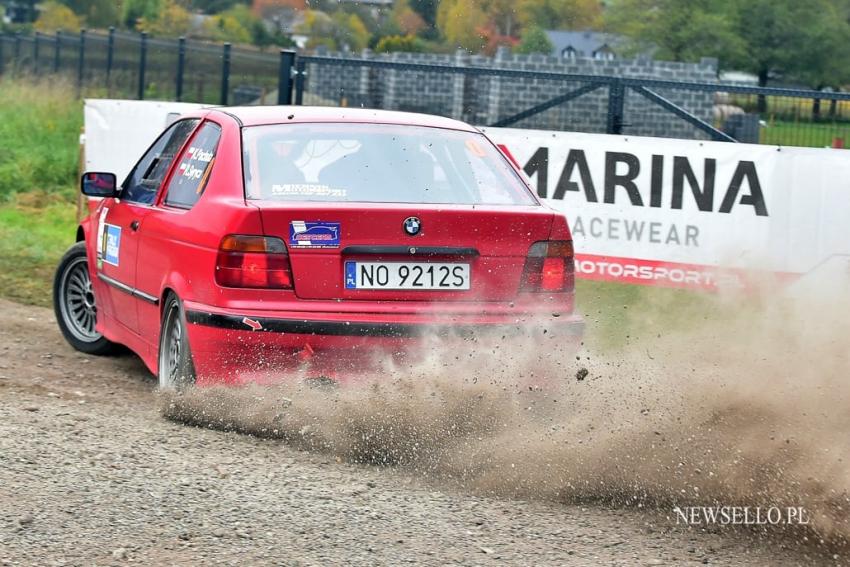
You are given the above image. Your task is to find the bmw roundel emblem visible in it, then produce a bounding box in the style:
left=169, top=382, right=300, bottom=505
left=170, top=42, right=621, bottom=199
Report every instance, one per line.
left=403, top=216, right=421, bottom=236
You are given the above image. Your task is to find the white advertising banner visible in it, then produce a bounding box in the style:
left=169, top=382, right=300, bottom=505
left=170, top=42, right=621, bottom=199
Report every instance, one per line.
left=484, top=127, right=850, bottom=289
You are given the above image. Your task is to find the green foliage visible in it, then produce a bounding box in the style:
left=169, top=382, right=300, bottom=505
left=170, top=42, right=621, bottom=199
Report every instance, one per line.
left=606, top=0, right=742, bottom=62
left=514, top=25, right=553, bottom=54
left=122, top=0, right=161, bottom=29
left=375, top=34, right=425, bottom=53
left=139, top=0, right=192, bottom=38
left=607, top=0, right=850, bottom=88
left=204, top=5, right=253, bottom=44
left=729, top=0, right=850, bottom=88
left=188, top=0, right=247, bottom=13
left=57, top=0, right=120, bottom=28
left=34, top=1, right=83, bottom=32
left=518, top=0, right=602, bottom=29
left=297, top=9, right=370, bottom=52
left=436, top=0, right=488, bottom=51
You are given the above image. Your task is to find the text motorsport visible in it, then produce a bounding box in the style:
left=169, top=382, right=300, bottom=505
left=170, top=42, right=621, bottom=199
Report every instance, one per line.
left=673, top=506, right=811, bottom=526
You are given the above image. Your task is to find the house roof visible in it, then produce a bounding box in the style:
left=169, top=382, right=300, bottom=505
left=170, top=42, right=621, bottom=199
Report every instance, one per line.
left=544, top=30, right=621, bottom=57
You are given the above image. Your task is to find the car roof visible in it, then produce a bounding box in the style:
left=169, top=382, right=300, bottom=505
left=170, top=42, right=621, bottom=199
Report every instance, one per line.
left=209, top=105, right=478, bottom=132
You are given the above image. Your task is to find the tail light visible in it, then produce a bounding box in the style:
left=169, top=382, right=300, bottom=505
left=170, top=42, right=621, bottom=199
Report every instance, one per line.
left=520, top=240, right=575, bottom=293
left=215, top=235, right=293, bottom=289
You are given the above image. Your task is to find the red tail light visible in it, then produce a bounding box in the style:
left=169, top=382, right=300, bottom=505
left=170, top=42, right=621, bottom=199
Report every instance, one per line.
left=215, top=235, right=293, bottom=289
left=520, top=240, right=575, bottom=293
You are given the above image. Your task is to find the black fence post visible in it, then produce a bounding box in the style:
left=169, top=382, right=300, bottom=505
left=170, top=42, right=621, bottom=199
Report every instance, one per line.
left=294, top=59, right=306, bottom=105
left=220, top=43, right=231, bottom=105
left=106, top=27, right=114, bottom=85
left=138, top=32, right=147, bottom=100
left=607, top=79, right=625, bottom=135
left=176, top=37, right=186, bottom=101
left=77, top=29, right=86, bottom=94
left=54, top=30, right=61, bottom=73
left=277, top=50, right=295, bottom=105
left=33, top=31, right=39, bottom=74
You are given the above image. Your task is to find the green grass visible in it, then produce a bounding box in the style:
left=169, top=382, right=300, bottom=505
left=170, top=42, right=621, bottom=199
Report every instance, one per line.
left=0, top=76, right=83, bottom=201
left=0, top=77, right=81, bottom=306
left=759, top=120, right=850, bottom=148
left=0, top=200, right=77, bottom=307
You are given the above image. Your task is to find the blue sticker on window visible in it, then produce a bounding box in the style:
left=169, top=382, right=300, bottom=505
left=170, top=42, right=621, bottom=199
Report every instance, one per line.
left=289, top=221, right=340, bottom=249
left=345, top=261, right=357, bottom=289
left=103, top=224, right=121, bottom=266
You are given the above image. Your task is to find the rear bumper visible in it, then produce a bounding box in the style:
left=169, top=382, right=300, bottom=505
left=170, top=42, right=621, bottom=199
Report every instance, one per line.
left=183, top=302, right=585, bottom=384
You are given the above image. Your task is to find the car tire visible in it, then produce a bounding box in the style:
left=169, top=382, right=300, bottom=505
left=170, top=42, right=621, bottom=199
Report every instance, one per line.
left=53, top=242, right=117, bottom=355
left=158, top=294, right=196, bottom=390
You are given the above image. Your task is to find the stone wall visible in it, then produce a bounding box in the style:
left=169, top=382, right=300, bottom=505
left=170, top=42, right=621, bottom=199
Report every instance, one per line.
left=304, top=47, right=719, bottom=140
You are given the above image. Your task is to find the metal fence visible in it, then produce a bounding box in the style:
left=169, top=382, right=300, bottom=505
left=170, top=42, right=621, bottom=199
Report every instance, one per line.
left=2, top=28, right=850, bottom=148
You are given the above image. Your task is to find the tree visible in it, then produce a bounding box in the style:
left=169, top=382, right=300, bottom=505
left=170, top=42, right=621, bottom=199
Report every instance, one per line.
left=515, top=25, right=553, bottom=54
left=296, top=9, right=370, bottom=51
left=123, top=0, right=161, bottom=29
left=518, top=0, right=602, bottom=30
left=391, top=0, right=426, bottom=36
left=204, top=11, right=252, bottom=43
left=35, top=1, right=83, bottom=31
left=58, top=0, right=120, bottom=28
left=728, top=0, right=850, bottom=89
left=188, top=0, right=249, bottom=13
left=605, top=0, right=743, bottom=63
left=331, top=11, right=370, bottom=51
left=139, top=0, right=191, bottom=37
left=436, top=0, right=488, bottom=51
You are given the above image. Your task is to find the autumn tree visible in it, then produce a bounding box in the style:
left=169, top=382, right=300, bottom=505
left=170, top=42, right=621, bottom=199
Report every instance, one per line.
left=436, top=0, right=488, bottom=51
left=35, top=1, right=83, bottom=31
left=140, top=0, right=192, bottom=37
left=515, top=25, right=554, bottom=54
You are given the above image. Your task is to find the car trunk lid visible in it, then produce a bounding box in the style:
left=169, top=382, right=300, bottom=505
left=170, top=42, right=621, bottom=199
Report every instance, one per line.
left=256, top=203, right=553, bottom=302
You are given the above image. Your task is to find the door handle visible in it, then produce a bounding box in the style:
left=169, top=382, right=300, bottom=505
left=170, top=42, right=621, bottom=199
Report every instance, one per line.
left=129, top=220, right=140, bottom=232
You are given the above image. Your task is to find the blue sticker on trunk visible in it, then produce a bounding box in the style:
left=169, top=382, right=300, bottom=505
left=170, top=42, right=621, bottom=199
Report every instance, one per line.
left=289, top=221, right=340, bottom=249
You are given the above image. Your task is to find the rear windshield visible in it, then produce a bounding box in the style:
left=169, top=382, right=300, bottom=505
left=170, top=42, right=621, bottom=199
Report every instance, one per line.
left=241, top=123, right=536, bottom=206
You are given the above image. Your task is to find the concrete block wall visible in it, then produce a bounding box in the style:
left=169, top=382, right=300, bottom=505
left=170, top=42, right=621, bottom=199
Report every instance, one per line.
left=304, top=47, right=718, bottom=140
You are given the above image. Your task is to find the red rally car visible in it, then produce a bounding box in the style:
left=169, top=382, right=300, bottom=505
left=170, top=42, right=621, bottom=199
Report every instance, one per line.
left=53, top=106, right=584, bottom=388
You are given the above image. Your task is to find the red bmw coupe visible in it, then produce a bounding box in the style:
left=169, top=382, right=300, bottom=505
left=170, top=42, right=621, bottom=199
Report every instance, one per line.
left=53, top=106, right=583, bottom=388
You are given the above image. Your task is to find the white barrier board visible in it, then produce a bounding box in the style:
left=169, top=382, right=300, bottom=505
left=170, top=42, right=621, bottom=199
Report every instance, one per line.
left=84, top=99, right=205, bottom=182
left=484, top=127, right=850, bottom=288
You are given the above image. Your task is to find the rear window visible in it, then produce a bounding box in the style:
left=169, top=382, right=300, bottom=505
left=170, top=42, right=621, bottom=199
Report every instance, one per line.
left=241, top=123, right=536, bottom=206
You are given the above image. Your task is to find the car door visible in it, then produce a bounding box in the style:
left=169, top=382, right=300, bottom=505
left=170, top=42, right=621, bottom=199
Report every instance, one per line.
left=96, top=119, right=200, bottom=333
left=134, top=120, right=223, bottom=343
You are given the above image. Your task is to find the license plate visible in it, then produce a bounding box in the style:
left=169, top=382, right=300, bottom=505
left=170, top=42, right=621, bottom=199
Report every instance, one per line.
left=345, top=262, right=470, bottom=290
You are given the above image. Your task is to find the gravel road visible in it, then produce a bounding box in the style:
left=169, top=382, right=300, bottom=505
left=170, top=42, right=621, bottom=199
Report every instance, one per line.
left=0, top=299, right=839, bottom=566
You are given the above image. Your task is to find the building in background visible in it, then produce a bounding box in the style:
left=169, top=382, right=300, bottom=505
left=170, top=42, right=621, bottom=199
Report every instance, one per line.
left=545, top=30, right=621, bottom=59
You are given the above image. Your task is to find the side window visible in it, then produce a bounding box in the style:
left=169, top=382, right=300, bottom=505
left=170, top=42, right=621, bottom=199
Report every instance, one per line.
left=121, top=119, right=199, bottom=204
left=164, top=122, right=221, bottom=209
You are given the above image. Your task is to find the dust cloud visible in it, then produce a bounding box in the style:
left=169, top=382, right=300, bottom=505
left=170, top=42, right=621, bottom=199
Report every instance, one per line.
left=161, top=270, right=850, bottom=548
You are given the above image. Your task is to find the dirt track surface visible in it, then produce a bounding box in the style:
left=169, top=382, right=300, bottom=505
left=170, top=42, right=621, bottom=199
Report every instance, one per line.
left=0, top=299, right=835, bottom=566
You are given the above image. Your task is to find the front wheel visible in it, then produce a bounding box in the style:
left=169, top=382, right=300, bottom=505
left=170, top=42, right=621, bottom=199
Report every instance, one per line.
left=53, top=242, right=117, bottom=355
left=158, top=294, right=196, bottom=390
